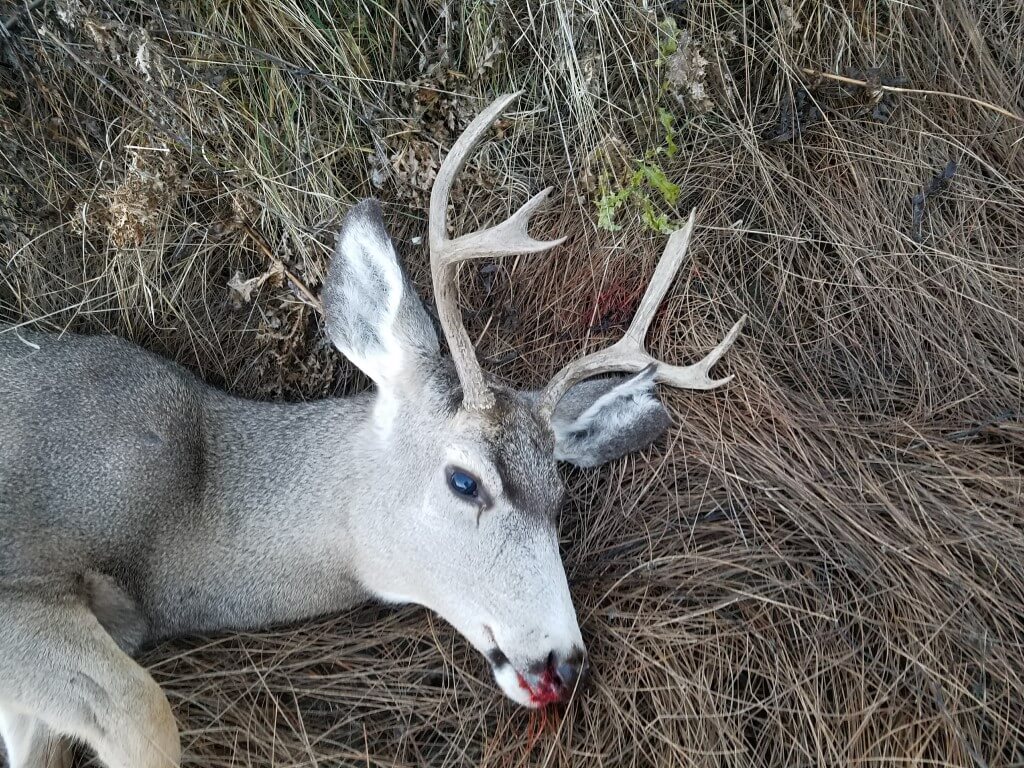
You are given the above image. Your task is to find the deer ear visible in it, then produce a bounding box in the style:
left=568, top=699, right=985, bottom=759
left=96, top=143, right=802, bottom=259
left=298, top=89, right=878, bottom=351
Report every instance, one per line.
left=323, top=199, right=440, bottom=392
left=531, top=366, right=671, bottom=469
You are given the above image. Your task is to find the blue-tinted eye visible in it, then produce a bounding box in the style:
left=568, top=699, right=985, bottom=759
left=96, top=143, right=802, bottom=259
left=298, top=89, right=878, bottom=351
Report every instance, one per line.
left=448, top=470, right=478, bottom=498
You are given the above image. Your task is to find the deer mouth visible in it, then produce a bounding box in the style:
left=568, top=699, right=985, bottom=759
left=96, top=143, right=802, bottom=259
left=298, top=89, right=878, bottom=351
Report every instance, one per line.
left=513, top=669, right=565, bottom=706
left=484, top=629, right=566, bottom=708
left=486, top=646, right=561, bottom=707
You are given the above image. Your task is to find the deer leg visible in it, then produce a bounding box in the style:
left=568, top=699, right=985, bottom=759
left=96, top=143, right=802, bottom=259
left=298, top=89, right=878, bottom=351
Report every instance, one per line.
left=0, top=585, right=180, bottom=768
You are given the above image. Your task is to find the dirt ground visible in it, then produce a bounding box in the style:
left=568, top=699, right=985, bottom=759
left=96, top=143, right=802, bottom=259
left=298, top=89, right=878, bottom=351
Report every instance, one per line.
left=1, top=1, right=1023, bottom=766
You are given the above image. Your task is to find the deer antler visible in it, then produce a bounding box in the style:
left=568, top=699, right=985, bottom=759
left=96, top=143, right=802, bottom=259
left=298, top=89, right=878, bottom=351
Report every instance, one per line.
left=430, top=92, right=566, bottom=412
left=537, top=210, right=746, bottom=420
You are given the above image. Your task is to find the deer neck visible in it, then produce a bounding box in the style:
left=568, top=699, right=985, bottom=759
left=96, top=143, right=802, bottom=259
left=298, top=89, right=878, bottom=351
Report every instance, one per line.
left=150, top=388, right=390, bottom=639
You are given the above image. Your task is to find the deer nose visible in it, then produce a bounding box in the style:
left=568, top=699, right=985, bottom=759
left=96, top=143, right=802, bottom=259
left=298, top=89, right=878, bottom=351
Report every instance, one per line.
left=544, top=648, right=589, bottom=701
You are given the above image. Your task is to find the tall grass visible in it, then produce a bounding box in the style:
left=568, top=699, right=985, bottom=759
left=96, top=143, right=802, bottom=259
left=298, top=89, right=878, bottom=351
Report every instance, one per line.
left=2, top=0, right=1023, bottom=765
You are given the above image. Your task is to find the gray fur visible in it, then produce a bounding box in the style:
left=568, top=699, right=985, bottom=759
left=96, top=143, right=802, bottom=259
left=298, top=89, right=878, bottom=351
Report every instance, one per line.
left=0, top=200, right=672, bottom=767
left=525, top=367, right=672, bottom=468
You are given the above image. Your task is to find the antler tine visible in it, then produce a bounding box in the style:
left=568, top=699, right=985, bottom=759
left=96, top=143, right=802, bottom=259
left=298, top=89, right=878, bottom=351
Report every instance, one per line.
left=429, top=92, right=565, bottom=412
left=537, top=210, right=746, bottom=420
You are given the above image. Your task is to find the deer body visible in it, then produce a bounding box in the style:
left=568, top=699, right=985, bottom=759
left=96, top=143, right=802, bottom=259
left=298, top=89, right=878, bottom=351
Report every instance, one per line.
left=0, top=94, right=744, bottom=768
left=1, top=329, right=374, bottom=644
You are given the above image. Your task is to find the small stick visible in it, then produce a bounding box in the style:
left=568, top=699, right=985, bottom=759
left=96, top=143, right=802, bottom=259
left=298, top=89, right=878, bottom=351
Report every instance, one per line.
left=241, top=224, right=324, bottom=312
left=801, top=67, right=1024, bottom=124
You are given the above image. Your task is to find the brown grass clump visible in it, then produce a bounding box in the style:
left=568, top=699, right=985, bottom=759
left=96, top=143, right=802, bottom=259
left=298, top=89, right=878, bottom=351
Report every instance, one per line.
left=2, top=0, right=1023, bottom=766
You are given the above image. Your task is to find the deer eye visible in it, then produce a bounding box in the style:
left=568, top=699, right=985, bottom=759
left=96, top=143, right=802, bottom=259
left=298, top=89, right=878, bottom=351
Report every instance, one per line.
left=447, top=468, right=479, bottom=499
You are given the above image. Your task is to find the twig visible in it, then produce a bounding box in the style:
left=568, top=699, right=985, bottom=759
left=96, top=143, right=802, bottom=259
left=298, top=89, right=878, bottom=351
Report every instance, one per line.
left=911, top=159, right=958, bottom=242
left=801, top=67, right=1024, bottom=123
left=946, top=410, right=1020, bottom=443
left=241, top=224, right=324, bottom=313
left=283, top=265, right=323, bottom=313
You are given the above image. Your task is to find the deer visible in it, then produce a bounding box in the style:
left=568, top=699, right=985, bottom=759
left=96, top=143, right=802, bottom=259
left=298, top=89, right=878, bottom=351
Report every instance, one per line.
left=0, top=93, right=745, bottom=768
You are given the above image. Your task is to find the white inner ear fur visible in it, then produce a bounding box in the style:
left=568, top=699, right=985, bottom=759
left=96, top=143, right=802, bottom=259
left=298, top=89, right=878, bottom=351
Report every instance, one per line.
left=342, top=219, right=406, bottom=380
left=337, top=218, right=407, bottom=437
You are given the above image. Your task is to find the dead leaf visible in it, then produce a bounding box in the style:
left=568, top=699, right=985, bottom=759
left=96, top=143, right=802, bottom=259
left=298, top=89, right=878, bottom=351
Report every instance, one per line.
left=228, top=260, right=284, bottom=304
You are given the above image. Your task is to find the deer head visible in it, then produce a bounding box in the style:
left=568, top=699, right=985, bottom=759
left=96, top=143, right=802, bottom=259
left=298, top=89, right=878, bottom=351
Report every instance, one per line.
left=322, top=93, right=745, bottom=707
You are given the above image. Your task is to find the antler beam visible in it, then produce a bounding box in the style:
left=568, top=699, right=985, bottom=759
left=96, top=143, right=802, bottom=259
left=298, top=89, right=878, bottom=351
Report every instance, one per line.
left=429, top=92, right=566, bottom=413
left=537, top=210, right=746, bottom=419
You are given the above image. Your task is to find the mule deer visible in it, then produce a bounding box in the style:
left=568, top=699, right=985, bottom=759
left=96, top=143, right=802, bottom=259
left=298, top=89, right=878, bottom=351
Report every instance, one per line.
left=0, top=93, right=744, bottom=768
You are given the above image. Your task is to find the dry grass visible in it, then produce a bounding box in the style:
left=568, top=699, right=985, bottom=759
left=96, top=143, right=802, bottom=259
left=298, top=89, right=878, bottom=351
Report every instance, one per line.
left=2, top=0, right=1024, bottom=766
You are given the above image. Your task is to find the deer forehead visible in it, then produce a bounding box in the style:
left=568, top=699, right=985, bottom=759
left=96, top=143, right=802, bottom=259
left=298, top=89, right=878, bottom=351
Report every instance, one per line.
left=478, top=393, right=563, bottom=515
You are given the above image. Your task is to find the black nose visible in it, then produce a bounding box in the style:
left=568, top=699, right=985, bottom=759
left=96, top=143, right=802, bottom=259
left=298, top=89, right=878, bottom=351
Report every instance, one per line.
left=548, top=648, right=589, bottom=699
